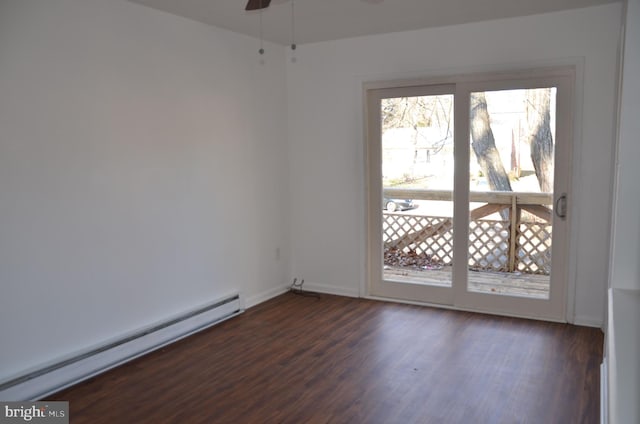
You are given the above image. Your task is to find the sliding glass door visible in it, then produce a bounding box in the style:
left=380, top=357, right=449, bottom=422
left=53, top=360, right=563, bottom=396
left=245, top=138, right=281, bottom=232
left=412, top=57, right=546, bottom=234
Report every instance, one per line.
left=367, top=84, right=456, bottom=305
left=367, top=69, right=574, bottom=321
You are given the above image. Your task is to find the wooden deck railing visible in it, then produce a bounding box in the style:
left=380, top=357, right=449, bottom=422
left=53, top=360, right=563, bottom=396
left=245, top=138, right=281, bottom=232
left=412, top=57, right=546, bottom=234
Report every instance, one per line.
left=382, top=189, right=553, bottom=275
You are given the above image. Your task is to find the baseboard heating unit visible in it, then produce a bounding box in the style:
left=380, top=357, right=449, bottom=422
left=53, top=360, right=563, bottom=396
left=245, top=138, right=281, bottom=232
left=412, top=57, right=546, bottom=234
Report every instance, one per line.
left=0, top=293, right=243, bottom=401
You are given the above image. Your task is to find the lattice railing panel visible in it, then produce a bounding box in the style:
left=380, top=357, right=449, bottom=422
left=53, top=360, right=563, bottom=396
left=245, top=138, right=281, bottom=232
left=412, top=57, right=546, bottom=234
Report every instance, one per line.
left=468, top=220, right=510, bottom=272
left=383, top=214, right=453, bottom=265
left=517, top=222, right=552, bottom=275
left=383, top=213, right=552, bottom=275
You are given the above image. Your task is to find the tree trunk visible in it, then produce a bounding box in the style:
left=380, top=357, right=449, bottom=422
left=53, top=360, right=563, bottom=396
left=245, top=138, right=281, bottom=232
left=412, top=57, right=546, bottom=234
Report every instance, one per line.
left=526, top=88, right=554, bottom=193
left=470, top=92, right=512, bottom=220
left=470, top=92, right=512, bottom=192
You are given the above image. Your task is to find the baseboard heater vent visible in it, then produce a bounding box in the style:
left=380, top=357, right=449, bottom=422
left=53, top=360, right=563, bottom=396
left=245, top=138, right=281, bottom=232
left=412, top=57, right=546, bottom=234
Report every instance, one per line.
left=0, top=293, right=243, bottom=401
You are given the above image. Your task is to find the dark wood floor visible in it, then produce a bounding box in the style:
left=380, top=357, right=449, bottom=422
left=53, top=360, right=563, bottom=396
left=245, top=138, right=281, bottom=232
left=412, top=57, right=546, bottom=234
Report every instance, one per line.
left=51, top=292, right=603, bottom=423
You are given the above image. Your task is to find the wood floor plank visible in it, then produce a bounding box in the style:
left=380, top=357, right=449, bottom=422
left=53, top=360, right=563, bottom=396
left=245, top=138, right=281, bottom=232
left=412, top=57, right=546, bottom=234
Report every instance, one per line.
left=50, top=293, right=603, bottom=423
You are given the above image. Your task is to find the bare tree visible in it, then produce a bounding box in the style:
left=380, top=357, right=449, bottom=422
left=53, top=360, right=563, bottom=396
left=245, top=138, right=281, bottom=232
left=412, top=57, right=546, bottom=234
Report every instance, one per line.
left=470, top=92, right=512, bottom=192
left=526, top=88, right=554, bottom=193
left=381, top=95, right=453, bottom=180
left=383, top=91, right=553, bottom=195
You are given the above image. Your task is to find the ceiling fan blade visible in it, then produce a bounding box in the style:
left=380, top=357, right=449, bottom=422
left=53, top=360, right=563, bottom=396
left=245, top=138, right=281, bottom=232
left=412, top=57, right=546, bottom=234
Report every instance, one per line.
left=245, top=0, right=272, bottom=11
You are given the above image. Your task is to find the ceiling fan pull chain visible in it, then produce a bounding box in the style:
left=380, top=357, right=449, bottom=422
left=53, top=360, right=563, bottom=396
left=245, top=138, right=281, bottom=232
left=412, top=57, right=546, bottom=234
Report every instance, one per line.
left=259, top=0, right=265, bottom=55
left=291, top=0, right=296, bottom=51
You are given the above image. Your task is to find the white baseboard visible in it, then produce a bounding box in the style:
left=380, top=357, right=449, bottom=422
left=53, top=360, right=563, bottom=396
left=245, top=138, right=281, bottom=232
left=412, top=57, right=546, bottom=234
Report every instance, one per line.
left=245, top=284, right=290, bottom=308
left=300, top=282, right=359, bottom=298
left=0, top=294, right=242, bottom=401
left=601, top=361, right=608, bottom=424
left=247, top=282, right=359, bottom=307
left=573, top=314, right=604, bottom=328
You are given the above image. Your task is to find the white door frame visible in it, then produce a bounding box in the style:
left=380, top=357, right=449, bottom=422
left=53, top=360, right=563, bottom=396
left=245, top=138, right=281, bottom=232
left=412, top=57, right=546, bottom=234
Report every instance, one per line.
left=365, top=66, right=576, bottom=322
left=366, top=84, right=456, bottom=305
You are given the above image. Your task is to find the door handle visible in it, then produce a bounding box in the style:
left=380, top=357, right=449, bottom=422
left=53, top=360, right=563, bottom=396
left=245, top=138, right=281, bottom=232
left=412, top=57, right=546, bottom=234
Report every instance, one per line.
left=555, top=193, right=567, bottom=220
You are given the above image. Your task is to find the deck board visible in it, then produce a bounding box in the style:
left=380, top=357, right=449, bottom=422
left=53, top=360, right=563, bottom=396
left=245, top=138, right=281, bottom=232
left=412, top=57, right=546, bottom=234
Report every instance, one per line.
left=384, top=266, right=550, bottom=298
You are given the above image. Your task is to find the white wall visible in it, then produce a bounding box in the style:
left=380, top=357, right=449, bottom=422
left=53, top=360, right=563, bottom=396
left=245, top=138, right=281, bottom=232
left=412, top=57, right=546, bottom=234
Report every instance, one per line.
left=610, top=0, right=640, bottom=292
left=0, top=0, right=289, bottom=382
left=607, top=0, right=640, bottom=421
left=287, top=4, right=622, bottom=325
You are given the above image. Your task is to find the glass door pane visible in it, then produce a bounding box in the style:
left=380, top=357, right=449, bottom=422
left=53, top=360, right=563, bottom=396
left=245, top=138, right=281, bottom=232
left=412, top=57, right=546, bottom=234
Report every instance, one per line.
left=467, top=88, right=556, bottom=300
left=381, top=94, right=454, bottom=287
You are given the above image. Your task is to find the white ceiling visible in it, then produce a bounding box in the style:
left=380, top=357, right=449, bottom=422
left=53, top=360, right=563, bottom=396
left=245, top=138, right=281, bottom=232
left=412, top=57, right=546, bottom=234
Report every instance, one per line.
left=129, top=0, right=618, bottom=45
